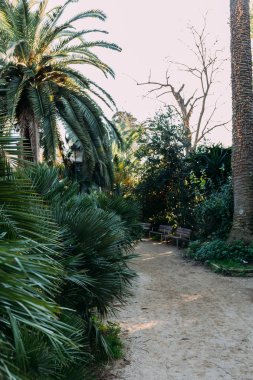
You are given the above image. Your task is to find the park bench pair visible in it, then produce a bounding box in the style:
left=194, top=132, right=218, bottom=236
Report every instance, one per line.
left=146, top=224, right=191, bottom=248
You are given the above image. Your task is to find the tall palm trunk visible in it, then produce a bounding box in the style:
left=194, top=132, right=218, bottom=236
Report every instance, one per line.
left=18, top=110, right=40, bottom=163
left=229, top=0, right=253, bottom=242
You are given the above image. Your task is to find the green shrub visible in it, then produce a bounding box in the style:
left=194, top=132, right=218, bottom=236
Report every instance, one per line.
left=188, top=239, right=253, bottom=263
left=184, top=240, right=203, bottom=258
left=91, top=319, right=123, bottom=361
left=0, top=156, right=137, bottom=378
left=193, top=180, right=233, bottom=239
left=0, top=157, right=88, bottom=379
left=192, top=239, right=230, bottom=261
left=228, top=240, right=253, bottom=260
left=101, top=322, right=123, bottom=360
left=133, top=107, right=192, bottom=227
left=92, top=192, right=142, bottom=240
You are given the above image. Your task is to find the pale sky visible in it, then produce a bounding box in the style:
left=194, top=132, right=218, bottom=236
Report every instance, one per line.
left=52, top=0, right=232, bottom=146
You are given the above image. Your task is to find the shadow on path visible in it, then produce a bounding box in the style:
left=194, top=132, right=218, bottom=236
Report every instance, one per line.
left=107, top=240, right=253, bottom=380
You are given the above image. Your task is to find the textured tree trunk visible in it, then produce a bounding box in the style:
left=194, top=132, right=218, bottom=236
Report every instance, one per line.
left=229, top=0, right=253, bottom=242
left=18, top=110, right=40, bottom=163
left=184, top=117, right=192, bottom=154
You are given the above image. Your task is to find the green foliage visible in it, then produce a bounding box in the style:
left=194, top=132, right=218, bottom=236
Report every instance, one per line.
left=112, top=111, right=143, bottom=195
left=93, top=192, right=142, bottom=240
left=25, top=163, right=137, bottom=317
left=91, top=319, right=123, bottom=361
left=0, top=137, right=87, bottom=379
left=208, top=258, right=253, bottom=270
left=136, top=108, right=188, bottom=169
left=0, top=137, right=137, bottom=378
left=193, top=180, right=233, bottom=239
left=131, top=112, right=233, bottom=229
left=134, top=107, right=191, bottom=226
left=186, top=144, right=232, bottom=194
left=185, top=239, right=203, bottom=257
left=25, top=164, right=138, bottom=375
left=187, top=239, right=253, bottom=263
left=0, top=0, right=121, bottom=187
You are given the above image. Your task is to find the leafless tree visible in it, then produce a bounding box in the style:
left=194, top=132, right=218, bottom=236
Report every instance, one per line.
left=138, top=20, right=230, bottom=152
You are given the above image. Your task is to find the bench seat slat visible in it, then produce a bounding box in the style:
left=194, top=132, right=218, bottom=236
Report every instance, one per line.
left=149, top=225, right=173, bottom=241
left=166, top=227, right=191, bottom=248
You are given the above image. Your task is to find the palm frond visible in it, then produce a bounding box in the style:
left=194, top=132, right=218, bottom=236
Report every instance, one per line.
left=53, top=28, right=109, bottom=50
left=28, top=83, right=58, bottom=161
left=0, top=137, right=85, bottom=379
left=0, top=0, right=121, bottom=186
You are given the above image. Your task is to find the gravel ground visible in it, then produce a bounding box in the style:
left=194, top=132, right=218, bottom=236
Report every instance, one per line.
left=105, top=240, right=253, bottom=380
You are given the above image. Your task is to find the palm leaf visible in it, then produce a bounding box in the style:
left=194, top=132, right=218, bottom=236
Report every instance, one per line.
left=0, top=0, right=120, bottom=187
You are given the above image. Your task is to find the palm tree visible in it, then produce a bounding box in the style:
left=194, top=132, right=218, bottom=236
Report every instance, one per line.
left=112, top=111, right=143, bottom=194
left=0, top=135, right=86, bottom=379
left=0, top=0, right=120, bottom=186
left=229, top=0, right=253, bottom=242
left=0, top=134, right=138, bottom=379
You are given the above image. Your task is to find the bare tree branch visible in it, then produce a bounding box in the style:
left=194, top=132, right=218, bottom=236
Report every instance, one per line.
left=197, top=119, right=231, bottom=144
left=138, top=18, right=228, bottom=151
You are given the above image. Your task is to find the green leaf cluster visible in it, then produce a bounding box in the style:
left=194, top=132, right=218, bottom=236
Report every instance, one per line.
left=193, top=180, right=233, bottom=239
left=130, top=108, right=232, bottom=230
left=133, top=107, right=192, bottom=226
left=0, top=135, right=138, bottom=379
left=0, top=0, right=121, bottom=186
left=187, top=239, right=253, bottom=263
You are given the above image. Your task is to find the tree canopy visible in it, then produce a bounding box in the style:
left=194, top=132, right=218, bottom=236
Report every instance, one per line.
left=0, top=0, right=121, bottom=186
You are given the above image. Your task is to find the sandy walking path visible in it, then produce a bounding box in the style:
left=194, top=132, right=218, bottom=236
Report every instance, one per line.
left=107, top=240, right=253, bottom=380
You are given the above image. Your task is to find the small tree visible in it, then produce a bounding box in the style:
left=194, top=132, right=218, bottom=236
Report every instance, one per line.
left=134, top=107, right=191, bottom=225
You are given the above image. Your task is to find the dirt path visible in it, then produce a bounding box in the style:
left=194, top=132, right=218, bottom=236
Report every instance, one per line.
left=107, top=240, right=253, bottom=380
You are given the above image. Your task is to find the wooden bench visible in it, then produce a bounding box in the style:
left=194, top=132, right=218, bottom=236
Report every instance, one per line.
left=149, top=225, right=173, bottom=241
left=140, top=222, right=152, bottom=232
left=166, top=227, right=191, bottom=248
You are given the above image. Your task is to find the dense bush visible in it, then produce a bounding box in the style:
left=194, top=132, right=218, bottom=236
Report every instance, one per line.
left=186, top=144, right=232, bottom=193
left=193, top=180, right=233, bottom=239
left=0, top=142, right=138, bottom=379
left=27, top=163, right=138, bottom=327
left=187, top=239, right=253, bottom=263
left=128, top=108, right=232, bottom=230
left=91, top=320, right=123, bottom=361
left=133, top=107, right=192, bottom=226
left=92, top=192, right=142, bottom=240
left=0, top=155, right=86, bottom=378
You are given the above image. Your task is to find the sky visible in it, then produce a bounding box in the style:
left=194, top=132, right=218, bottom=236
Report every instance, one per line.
left=52, top=0, right=232, bottom=146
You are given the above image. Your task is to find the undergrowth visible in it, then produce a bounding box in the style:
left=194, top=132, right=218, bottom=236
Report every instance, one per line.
left=186, top=239, right=253, bottom=263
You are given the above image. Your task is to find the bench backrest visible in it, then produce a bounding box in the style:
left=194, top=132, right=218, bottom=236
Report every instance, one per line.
left=158, top=225, right=173, bottom=234
left=175, top=227, right=191, bottom=239
left=140, top=222, right=152, bottom=230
